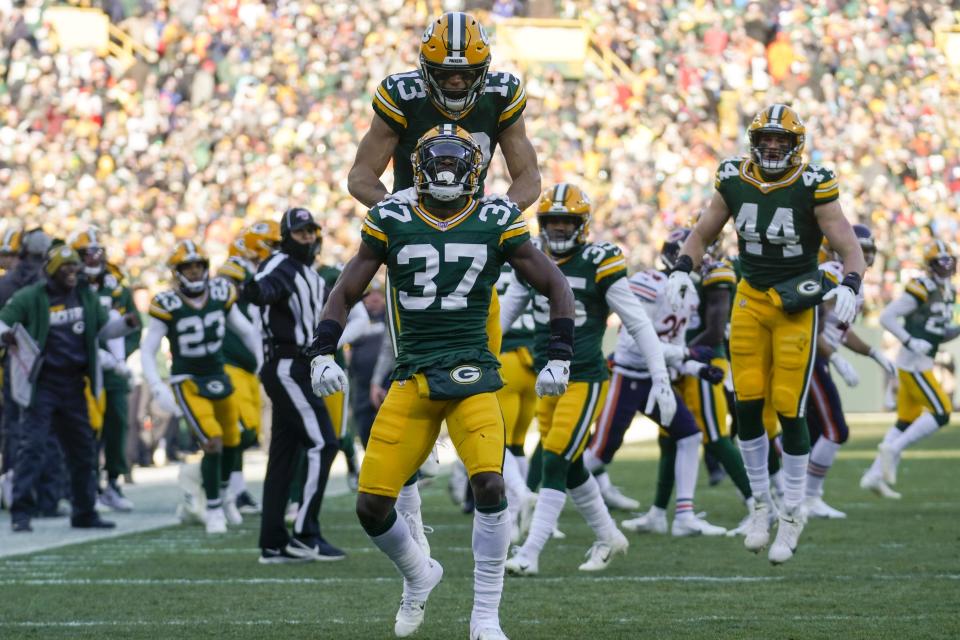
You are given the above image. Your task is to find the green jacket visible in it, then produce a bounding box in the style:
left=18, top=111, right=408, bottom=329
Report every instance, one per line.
left=0, top=281, right=109, bottom=405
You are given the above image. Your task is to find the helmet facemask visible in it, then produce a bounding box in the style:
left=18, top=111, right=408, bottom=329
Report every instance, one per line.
left=414, top=137, right=480, bottom=202
left=750, top=129, right=802, bottom=174
left=929, top=255, right=957, bottom=283
left=175, top=260, right=209, bottom=297
left=421, top=61, right=489, bottom=117
left=538, top=215, right=583, bottom=256
left=80, top=246, right=106, bottom=279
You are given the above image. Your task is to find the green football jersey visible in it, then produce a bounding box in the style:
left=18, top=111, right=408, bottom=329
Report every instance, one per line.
left=148, top=278, right=237, bottom=377
left=903, top=276, right=956, bottom=354
left=715, top=158, right=839, bottom=290
left=531, top=242, right=628, bottom=382
left=372, top=69, right=526, bottom=194
left=92, top=264, right=141, bottom=388
left=686, top=258, right=737, bottom=355
left=218, top=256, right=259, bottom=372
left=497, top=263, right=535, bottom=354
left=360, top=196, right=530, bottom=379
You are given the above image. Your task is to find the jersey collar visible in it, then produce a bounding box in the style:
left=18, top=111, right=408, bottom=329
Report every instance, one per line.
left=740, top=160, right=804, bottom=193
left=413, top=198, right=479, bottom=232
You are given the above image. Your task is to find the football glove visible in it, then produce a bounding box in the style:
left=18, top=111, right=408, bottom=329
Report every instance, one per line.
left=698, top=365, right=725, bottom=385
left=311, top=354, right=348, bottom=397
left=664, top=270, right=695, bottom=312
left=686, top=345, right=715, bottom=363
left=535, top=360, right=570, bottom=398
left=151, top=383, right=181, bottom=417
left=905, top=337, right=933, bottom=357
left=480, top=193, right=516, bottom=209
left=823, top=285, right=857, bottom=325
left=829, top=352, right=860, bottom=387
left=383, top=186, right=418, bottom=207
left=868, top=347, right=896, bottom=377
left=644, top=374, right=677, bottom=425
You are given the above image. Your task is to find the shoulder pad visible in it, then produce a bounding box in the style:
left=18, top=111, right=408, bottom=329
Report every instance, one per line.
left=209, top=277, right=236, bottom=303
left=627, top=269, right=666, bottom=301
left=149, top=289, right=182, bottom=318
left=715, top=157, right=744, bottom=185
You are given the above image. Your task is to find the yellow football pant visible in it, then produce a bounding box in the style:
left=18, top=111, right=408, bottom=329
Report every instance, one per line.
left=538, top=380, right=608, bottom=461
left=496, top=348, right=538, bottom=448
left=172, top=379, right=240, bottom=447
left=897, top=368, right=952, bottom=422
left=678, top=357, right=731, bottom=443
left=323, top=388, right=349, bottom=439
left=225, top=364, right=262, bottom=439
left=359, top=377, right=506, bottom=498
left=729, top=280, right=817, bottom=419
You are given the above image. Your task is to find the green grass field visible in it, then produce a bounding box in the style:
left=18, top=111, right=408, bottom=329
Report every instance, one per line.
left=2, top=421, right=959, bottom=639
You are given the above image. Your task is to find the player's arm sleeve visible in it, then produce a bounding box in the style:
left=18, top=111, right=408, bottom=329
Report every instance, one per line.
left=879, top=293, right=919, bottom=344
left=497, top=74, right=527, bottom=132
left=813, top=166, right=840, bottom=204
left=605, top=278, right=669, bottom=379
left=499, top=269, right=532, bottom=332
left=361, top=209, right=389, bottom=259
left=338, top=301, right=371, bottom=348
left=372, top=77, right=408, bottom=133
left=594, top=249, right=628, bottom=296
left=139, top=317, right=168, bottom=389
left=498, top=210, right=531, bottom=255
left=227, top=303, right=263, bottom=372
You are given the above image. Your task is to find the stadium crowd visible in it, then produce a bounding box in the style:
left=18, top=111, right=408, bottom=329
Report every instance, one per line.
left=1, top=0, right=958, bottom=316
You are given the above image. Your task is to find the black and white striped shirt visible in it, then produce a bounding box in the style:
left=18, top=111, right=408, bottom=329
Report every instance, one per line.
left=250, top=252, right=325, bottom=359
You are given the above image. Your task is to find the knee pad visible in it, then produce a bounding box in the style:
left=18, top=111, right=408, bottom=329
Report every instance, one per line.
left=541, top=451, right=571, bottom=491
left=771, top=384, right=801, bottom=417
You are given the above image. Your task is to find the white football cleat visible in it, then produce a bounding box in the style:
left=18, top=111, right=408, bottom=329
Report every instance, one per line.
left=402, top=509, right=431, bottom=558
left=551, top=527, right=566, bottom=539
left=743, top=500, right=771, bottom=552
left=671, top=514, right=727, bottom=537
left=726, top=512, right=751, bottom=537
left=205, top=507, right=228, bottom=534
left=804, top=496, right=846, bottom=519
left=223, top=496, right=244, bottom=526
left=860, top=470, right=902, bottom=499
left=878, top=443, right=899, bottom=486
left=601, top=484, right=641, bottom=511
left=99, top=484, right=134, bottom=512
left=768, top=509, right=806, bottom=565
left=470, top=624, right=510, bottom=640
left=395, top=559, right=443, bottom=638
left=621, top=508, right=668, bottom=535
left=505, top=547, right=539, bottom=577
left=578, top=528, right=629, bottom=572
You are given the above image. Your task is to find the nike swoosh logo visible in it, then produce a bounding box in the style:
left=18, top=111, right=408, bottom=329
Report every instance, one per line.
left=601, top=551, right=611, bottom=563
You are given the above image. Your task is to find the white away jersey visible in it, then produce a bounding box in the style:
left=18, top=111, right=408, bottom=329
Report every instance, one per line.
left=819, top=260, right=864, bottom=349
left=613, top=269, right=698, bottom=376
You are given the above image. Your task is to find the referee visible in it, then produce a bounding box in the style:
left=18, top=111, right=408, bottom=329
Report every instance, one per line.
left=243, top=208, right=344, bottom=563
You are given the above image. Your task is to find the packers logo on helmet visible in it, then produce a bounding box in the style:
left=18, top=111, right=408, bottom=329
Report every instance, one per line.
left=924, top=240, right=956, bottom=282
left=243, top=220, right=282, bottom=262
left=412, top=124, right=483, bottom=203
left=168, top=240, right=210, bottom=296
left=419, top=12, right=491, bottom=118
left=69, top=227, right=107, bottom=279
left=748, top=104, right=806, bottom=173
left=536, top=183, right=591, bottom=256
left=0, top=227, right=21, bottom=256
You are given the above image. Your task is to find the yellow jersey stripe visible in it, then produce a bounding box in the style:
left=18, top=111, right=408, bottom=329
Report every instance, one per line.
left=362, top=221, right=388, bottom=243
left=595, top=264, right=627, bottom=282
left=148, top=305, right=172, bottom=321
left=498, top=88, right=527, bottom=124
left=373, top=91, right=407, bottom=127
left=364, top=218, right=384, bottom=233
left=376, top=85, right=402, bottom=111
left=814, top=187, right=840, bottom=200
left=815, top=178, right=838, bottom=192
left=504, top=220, right=527, bottom=232
left=703, top=271, right=737, bottom=286
left=499, top=226, right=528, bottom=245
left=598, top=255, right=624, bottom=269
left=905, top=281, right=928, bottom=302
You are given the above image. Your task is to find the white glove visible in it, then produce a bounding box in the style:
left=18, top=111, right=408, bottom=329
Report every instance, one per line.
left=644, top=374, right=677, bottom=425
left=829, top=352, right=860, bottom=387
left=868, top=347, right=896, bottom=377
left=113, top=361, right=132, bottom=380
left=99, top=349, right=118, bottom=371
left=383, top=186, right=418, bottom=206
left=664, top=270, right=695, bottom=312
left=535, top=359, right=570, bottom=397
left=151, top=383, right=181, bottom=417
left=905, top=336, right=933, bottom=356
left=823, top=285, right=857, bottom=325
left=311, top=354, right=348, bottom=397
left=480, top=193, right=516, bottom=209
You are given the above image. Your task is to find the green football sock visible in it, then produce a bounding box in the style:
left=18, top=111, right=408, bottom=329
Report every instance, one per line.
left=526, top=442, right=543, bottom=492
left=779, top=415, right=811, bottom=455
left=220, top=446, right=239, bottom=483
left=565, top=456, right=591, bottom=490
left=705, top=437, right=751, bottom=499
left=653, top=436, right=676, bottom=510
left=541, top=450, right=570, bottom=492
left=201, top=452, right=221, bottom=503
left=734, top=399, right=766, bottom=441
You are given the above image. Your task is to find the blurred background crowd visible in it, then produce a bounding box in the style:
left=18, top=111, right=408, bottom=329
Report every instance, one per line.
left=1, top=0, right=959, bottom=318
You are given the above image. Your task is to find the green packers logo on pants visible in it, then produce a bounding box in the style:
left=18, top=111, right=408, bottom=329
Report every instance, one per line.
left=450, top=365, right=482, bottom=385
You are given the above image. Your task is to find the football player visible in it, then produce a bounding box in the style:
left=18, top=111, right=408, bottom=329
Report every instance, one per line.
left=218, top=221, right=280, bottom=513
left=0, top=226, right=21, bottom=275
left=666, top=104, right=866, bottom=564
left=863, top=240, right=958, bottom=495
left=70, top=228, right=142, bottom=512
left=583, top=230, right=727, bottom=537
left=805, top=226, right=895, bottom=517
left=141, top=241, right=262, bottom=534
left=310, top=126, right=573, bottom=640
left=501, top=183, right=675, bottom=575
